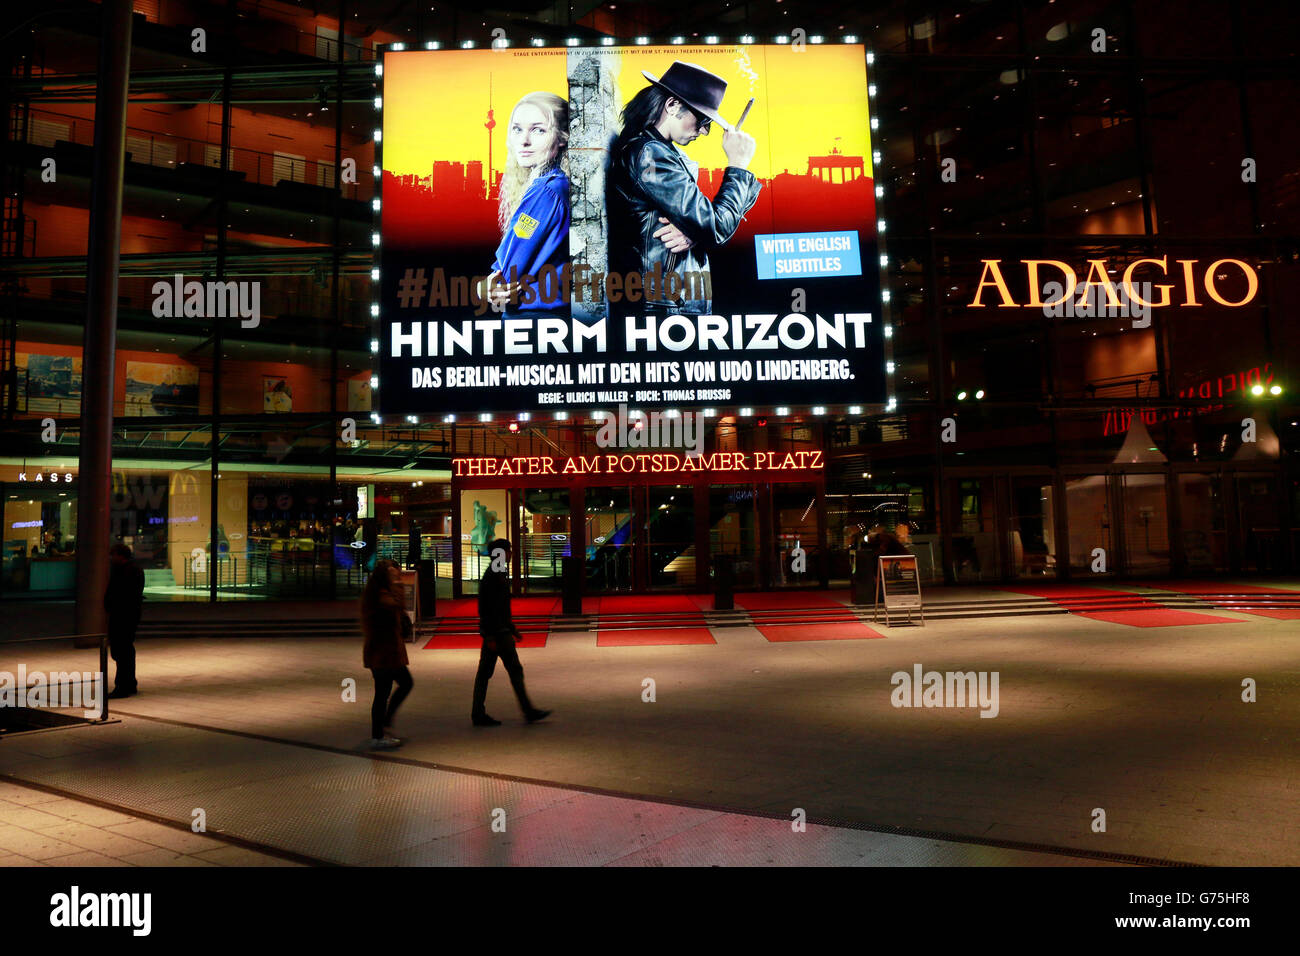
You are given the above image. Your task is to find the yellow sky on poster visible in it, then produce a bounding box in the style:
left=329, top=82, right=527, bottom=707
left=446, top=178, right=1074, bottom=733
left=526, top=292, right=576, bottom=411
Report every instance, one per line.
left=612, top=46, right=872, bottom=181
left=381, top=46, right=872, bottom=182
left=382, top=50, right=568, bottom=177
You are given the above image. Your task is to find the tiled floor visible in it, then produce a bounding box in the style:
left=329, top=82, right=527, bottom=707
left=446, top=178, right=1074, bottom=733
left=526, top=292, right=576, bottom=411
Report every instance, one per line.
left=2, top=582, right=1297, bottom=866
left=0, top=780, right=299, bottom=866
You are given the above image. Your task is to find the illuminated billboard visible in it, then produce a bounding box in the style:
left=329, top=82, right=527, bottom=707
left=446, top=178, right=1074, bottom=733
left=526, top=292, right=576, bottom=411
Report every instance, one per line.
left=378, top=44, right=885, bottom=415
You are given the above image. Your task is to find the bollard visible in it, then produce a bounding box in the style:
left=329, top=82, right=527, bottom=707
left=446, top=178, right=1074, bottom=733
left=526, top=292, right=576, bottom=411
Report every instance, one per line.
left=417, top=558, right=438, bottom=620
left=561, top=556, right=582, bottom=615
left=714, top=554, right=735, bottom=611
left=99, top=634, right=109, bottom=722
left=851, top=548, right=873, bottom=605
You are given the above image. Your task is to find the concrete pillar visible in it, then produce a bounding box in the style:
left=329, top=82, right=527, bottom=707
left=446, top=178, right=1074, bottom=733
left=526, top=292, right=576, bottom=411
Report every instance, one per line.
left=74, top=0, right=132, bottom=637
left=566, top=49, right=619, bottom=325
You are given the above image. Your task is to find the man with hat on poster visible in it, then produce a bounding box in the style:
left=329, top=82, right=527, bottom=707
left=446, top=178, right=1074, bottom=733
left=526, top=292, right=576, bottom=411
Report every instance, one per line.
left=607, top=61, right=761, bottom=316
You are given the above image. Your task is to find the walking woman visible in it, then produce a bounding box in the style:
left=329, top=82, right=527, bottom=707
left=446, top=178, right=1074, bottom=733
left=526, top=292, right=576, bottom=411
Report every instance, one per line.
left=360, top=558, right=413, bottom=749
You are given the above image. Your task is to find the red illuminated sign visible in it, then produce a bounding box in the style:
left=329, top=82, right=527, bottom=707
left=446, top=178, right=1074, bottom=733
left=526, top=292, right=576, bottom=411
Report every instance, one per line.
left=453, top=451, right=824, bottom=479
left=1102, top=363, right=1272, bottom=435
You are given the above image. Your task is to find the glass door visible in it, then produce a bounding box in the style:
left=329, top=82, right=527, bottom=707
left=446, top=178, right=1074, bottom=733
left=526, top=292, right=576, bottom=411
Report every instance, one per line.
left=584, top=487, right=632, bottom=591
left=521, top=488, right=569, bottom=593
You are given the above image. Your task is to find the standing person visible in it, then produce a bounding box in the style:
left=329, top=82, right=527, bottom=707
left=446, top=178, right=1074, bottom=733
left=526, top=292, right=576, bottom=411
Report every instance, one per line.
left=482, top=92, right=571, bottom=317
left=360, top=559, right=414, bottom=750
left=607, top=61, right=761, bottom=316
left=104, top=543, right=145, bottom=699
left=472, top=538, right=550, bottom=727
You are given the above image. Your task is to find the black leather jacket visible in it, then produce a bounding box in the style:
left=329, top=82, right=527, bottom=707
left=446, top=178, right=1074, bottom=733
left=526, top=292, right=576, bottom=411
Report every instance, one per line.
left=607, top=126, right=761, bottom=315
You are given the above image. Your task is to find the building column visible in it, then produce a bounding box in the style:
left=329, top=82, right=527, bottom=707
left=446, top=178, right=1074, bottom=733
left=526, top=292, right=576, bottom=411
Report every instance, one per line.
left=694, top=479, right=710, bottom=592
left=451, top=482, right=463, bottom=598
left=74, top=0, right=132, bottom=637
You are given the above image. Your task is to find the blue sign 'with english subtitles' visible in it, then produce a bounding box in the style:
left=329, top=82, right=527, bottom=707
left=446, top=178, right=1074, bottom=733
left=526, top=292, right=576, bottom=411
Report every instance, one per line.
left=754, top=230, right=862, bottom=280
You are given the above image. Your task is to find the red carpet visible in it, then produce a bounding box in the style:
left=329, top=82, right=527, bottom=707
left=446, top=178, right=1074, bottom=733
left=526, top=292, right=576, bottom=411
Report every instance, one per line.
left=735, top=591, right=849, bottom=610
left=595, top=627, right=716, bottom=647
left=998, top=584, right=1139, bottom=602
left=594, top=594, right=705, bottom=615
left=1075, top=609, right=1240, bottom=628
left=998, top=584, right=1242, bottom=627
left=757, top=621, right=885, bottom=642
left=422, top=628, right=548, bottom=650
left=1138, top=583, right=1300, bottom=619
left=1146, top=581, right=1300, bottom=595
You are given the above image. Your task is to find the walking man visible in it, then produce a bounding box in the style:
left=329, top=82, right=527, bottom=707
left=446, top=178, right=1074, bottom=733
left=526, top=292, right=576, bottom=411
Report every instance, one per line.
left=473, top=538, right=550, bottom=726
left=104, top=543, right=144, bottom=698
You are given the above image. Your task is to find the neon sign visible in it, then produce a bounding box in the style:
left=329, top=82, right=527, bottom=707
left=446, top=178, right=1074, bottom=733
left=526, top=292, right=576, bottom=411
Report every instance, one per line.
left=452, top=451, right=824, bottom=478
left=969, top=258, right=1260, bottom=309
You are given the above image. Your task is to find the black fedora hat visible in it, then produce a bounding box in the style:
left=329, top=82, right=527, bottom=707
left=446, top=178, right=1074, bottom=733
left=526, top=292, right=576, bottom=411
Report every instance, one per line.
left=641, top=61, right=732, bottom=132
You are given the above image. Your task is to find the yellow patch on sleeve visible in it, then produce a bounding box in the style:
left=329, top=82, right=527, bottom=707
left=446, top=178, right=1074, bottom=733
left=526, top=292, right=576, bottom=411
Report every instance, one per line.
left=513, top=214, right=539, bottom=239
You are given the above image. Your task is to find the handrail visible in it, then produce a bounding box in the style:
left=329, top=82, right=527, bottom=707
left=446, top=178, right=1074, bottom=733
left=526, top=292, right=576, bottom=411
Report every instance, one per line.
left=1, top=631, right=110, bottom=722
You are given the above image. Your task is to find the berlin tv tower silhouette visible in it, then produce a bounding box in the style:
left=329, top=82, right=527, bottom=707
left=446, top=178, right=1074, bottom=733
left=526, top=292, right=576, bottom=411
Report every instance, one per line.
left=484, top=74, right=495, bottom=199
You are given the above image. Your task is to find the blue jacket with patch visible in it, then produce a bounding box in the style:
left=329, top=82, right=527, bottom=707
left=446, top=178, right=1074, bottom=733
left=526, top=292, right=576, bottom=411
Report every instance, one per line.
left=492, top=168, right=570, bottom=312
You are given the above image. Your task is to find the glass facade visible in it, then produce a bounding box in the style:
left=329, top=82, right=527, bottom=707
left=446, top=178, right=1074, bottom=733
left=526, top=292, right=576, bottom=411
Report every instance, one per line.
left=0, top=1, right=1295, bottom=602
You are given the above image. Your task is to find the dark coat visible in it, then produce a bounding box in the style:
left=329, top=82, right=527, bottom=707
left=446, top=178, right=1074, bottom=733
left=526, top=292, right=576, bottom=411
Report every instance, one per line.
left=362, top=591, right=409, bottom=669
left=478, top=568, right=515, bottom=640
left=104, top=560, right=144, bottom=628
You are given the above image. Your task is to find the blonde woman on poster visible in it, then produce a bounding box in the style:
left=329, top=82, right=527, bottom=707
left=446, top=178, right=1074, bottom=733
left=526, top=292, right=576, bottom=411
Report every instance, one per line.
left=483, top=92, right=571, bottom=317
